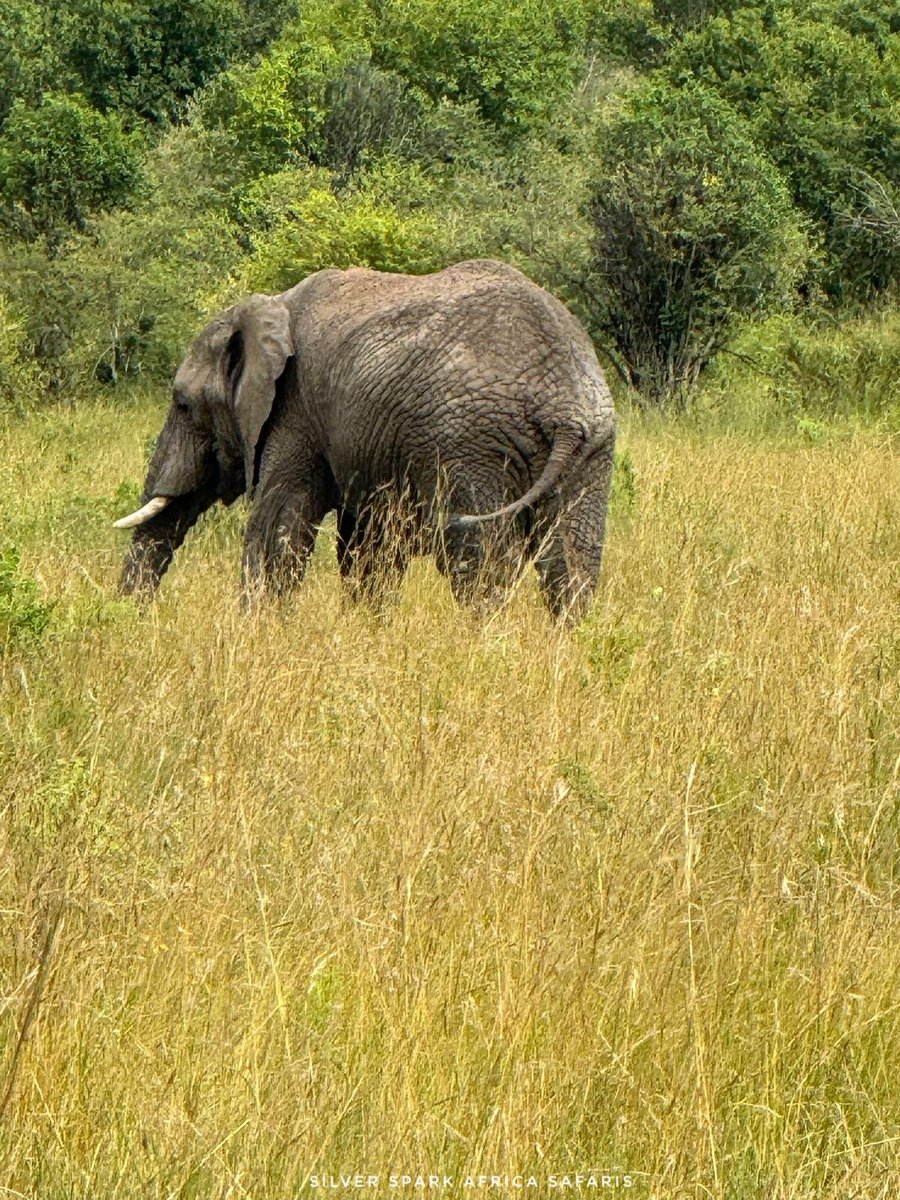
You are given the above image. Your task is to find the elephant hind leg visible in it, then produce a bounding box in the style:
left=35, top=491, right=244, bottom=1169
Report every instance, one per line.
left=437, top=481, right=529, bottom=612
left=534, top=436, right=615, bottom=623
left=337, top=501, right=413, bottom=604
left=442, top=524, right=529, bottom=611
left=535, top=533, right=599, bottom=623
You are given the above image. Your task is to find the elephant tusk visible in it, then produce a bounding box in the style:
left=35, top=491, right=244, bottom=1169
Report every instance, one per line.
left=113, top=496, right=172, bottom=529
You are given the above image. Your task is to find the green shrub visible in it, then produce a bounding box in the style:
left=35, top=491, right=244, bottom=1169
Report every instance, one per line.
left=722, top=312, right=900, bottom=425
left=0, top=125, right=246, bottom=392
left=54, top=0, right=243, bottom=125
left=237, top=165, right=447, bottom=292
left=1, top=0, right=295, bottom=136
left=0, top=0, right=48, bottom=128
left=0, top=92, right=143, bottom=243
left=651, top=0, right=746, bottom=35
left=0, top=545, right=53, bottom=653
left=0, top=242, right=79, bottom=388
left=670, top=5, right=900, bottom=300
left=585, top=1, right=667, bottom=66
left=199, top=0, right=373, bottom=176
left=55, top=202, right=243, bottom=387
left=579, top=78, right=809, bottom=407
left=371, top=0, right=589, bottom=138
left=0, top=292, right=40, bottom=411
left=199, top=0, right=633, bottom=182
left=320, top=60, right=429, bottom=182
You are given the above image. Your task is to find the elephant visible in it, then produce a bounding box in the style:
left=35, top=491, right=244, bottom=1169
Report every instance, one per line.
left=114, top=259, right=616, bottom=620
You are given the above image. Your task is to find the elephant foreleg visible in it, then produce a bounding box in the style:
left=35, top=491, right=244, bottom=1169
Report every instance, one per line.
left=242, top=485, right=324, bottom=599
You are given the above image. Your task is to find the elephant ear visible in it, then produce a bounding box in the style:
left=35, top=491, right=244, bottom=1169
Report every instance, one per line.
left=229, top=294, right=294, bottom=490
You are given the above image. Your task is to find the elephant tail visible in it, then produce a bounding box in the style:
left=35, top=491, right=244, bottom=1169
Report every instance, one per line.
left=450, top=425, right=589, bottom=529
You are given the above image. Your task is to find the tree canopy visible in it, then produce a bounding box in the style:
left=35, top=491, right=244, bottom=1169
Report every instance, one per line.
left=0, top=0, right=897, bottom=407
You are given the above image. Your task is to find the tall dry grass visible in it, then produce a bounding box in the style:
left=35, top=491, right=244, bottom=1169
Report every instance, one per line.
left=0, top=400, right=898, bottom=1198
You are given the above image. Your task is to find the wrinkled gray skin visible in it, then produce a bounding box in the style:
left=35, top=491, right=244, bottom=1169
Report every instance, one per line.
left=118, top=260, right=616, bottom=620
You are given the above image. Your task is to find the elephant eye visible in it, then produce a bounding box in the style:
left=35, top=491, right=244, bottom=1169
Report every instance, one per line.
left=175, top=399, right=191, bottom=414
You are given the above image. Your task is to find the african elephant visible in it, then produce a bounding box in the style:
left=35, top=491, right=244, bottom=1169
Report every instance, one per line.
left=115, top=259, right=616, bottom=620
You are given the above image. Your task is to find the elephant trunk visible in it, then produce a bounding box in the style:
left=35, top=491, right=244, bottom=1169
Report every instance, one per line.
left=118, top=487, right=218, bottom=597
left=119, top=529, right=178, bottom=597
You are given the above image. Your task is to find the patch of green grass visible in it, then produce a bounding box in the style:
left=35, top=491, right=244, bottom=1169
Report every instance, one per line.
left=0, top=545, right=53, bottom=652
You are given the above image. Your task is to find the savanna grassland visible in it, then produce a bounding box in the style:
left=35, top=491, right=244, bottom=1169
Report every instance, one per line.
left=1, top=397, right=897, bottom=1199
left=1, top=0, right=899, bottom=1195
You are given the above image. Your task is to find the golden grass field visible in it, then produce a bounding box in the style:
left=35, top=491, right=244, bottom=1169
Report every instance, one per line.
left=0, top=398, right=898, bottom=1199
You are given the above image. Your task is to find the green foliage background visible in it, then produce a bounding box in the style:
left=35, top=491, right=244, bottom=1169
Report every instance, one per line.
left=0, top=0, right=897, bottom=411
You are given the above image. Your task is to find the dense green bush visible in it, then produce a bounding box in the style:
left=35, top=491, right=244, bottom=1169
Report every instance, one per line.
left=0, top=0, right=896, bottom=414
left=0, top=293, right=40, bottom=411
left=577, top=79, right=809, bottom=405
left=200, top=0, right=637, bottom=179
left=670, top=4, right=900, bottom=299
left=721, top=311, right=900, bottom=424
left=56, top=204, right=243, bottom=387
left=651, top=0, right=743, bottom=35
left=584, top=1, right=667, bottom=65
left=0, top=545, right=53, bottom=653
left=0, top=92, right=143, bottom=243
left=370, top=0, right=588, bottom=137
left=0, top=0, right=297, bottom=133
left=0, top=126, right=244, bottom=390
left=199, top=0, right=373, bottom=176
left=237, top=165, right=447, bottom=293
left=56, top=0, right=242, bottom=124
left=0, top=0, right=47, bottom=126
left=803, top=0, right=900, bottom=51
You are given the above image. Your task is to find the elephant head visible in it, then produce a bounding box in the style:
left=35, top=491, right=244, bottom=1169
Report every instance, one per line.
left=116, top=294, right=293, bottom=595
